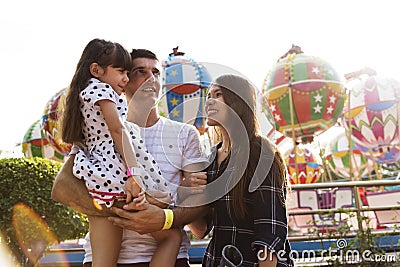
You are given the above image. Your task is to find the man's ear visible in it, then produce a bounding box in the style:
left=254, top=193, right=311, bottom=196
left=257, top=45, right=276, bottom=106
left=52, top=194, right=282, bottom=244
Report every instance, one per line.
left=90, top=63, right=104, bottom=77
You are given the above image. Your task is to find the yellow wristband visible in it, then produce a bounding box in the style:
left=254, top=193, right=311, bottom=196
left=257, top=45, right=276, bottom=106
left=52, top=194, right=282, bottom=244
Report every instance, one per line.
left=162, top=209, right=174, bottom=230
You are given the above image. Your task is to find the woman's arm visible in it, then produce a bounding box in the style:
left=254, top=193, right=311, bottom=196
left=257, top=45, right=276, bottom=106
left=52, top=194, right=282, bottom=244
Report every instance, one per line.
left=187, top=218, right=208, bottom=239
left=179, top=170, right=210, bottom=239
left=258, top=248, right=278, bottom=267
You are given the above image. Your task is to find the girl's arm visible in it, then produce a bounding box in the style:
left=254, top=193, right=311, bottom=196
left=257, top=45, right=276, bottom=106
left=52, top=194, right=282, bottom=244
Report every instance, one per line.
left=98, top=99, right=144, bottom=202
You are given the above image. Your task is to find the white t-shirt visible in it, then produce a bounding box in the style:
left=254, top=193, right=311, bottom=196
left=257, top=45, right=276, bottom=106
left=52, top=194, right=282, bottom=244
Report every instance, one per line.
left=83, top=117, right=208, bottom=264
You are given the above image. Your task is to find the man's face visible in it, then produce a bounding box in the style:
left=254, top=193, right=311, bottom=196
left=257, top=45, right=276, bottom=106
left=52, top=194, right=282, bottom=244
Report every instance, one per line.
left=125, top=57, right=161, bottom=105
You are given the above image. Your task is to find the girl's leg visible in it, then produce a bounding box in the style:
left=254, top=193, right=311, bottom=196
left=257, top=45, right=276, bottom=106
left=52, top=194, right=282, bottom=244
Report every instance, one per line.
left=89, top=215, right=122, bottom=267
left=149, top=229, right=182, bottom=267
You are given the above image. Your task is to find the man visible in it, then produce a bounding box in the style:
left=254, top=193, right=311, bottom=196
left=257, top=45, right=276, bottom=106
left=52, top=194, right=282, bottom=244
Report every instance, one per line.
left=52, top=49, right=208, bottom=266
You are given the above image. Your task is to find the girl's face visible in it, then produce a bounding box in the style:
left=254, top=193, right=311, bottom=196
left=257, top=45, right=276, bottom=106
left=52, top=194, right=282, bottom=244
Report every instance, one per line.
left=205, top=85, right=228, bottom=127
left=98, top=66, right=130, bottom=95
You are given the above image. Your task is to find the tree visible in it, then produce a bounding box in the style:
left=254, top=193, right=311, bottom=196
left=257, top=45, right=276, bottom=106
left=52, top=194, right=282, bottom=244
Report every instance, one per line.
left=0, top=157, right=88, bottom=266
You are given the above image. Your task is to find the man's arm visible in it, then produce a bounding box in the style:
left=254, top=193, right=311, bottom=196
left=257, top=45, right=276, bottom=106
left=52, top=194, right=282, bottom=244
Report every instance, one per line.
left=51, top=154, right=113, bottom=216
left=109, top=204, right=208, bottom=234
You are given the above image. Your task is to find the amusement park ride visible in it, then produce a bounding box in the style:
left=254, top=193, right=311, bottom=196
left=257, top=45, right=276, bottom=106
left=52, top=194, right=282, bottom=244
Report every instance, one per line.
left=21, top=46, right=400, bottom=265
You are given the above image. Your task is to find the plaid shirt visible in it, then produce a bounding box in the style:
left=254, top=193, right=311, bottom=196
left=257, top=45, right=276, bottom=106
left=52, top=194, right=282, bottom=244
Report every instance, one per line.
left=203, top=143, right=293, bottom=267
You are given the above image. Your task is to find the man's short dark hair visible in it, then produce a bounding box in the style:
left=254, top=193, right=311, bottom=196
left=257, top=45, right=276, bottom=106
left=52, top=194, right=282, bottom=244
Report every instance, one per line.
left=131, top=49, right=158, bottom=61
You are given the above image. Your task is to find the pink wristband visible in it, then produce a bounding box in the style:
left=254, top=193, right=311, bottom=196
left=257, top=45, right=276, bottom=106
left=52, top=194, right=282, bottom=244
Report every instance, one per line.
left=126, top=167, right=143, bottom=177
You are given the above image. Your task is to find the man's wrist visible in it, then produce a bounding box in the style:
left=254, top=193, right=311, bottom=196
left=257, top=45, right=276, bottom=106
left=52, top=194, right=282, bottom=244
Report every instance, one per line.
left=162, top=209, right=174, bottom=230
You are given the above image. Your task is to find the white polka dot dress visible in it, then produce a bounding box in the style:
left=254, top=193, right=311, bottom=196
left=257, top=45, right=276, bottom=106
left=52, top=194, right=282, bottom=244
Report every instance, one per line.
left=73, top=78, right=170, bottom=207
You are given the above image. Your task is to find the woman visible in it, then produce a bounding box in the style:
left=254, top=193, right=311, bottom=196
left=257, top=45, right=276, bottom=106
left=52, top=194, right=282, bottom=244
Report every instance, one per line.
left=191, top=74, right=293, bottom=267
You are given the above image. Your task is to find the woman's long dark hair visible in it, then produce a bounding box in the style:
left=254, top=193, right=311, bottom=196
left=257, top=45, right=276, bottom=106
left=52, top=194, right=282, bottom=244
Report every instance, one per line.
left=61, top=38, right=132, bottom=145
left=213, top=74, right=287, bottom=219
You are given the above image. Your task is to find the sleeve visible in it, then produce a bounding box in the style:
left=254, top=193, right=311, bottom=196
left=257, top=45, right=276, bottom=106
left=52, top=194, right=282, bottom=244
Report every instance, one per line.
left=83, top=82, right=117, bottom=106
left=181, top=125, right=208, bottom=168
left=250, top=172, right=289, bottom=254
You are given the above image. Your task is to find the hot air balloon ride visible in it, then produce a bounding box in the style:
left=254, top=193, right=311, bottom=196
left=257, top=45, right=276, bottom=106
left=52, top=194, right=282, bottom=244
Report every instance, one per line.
left=257, top=88, right=275, bottom=136
left=355, top=143, right=400, bottom=165
left=159, top=47, right=212, bottom=135
left=41, top=88, right=72, bottom=156
left=285, top=145, right=321, bottom=184
left=325, top=127, right=373, bottom=180
left=342, top=75, right=400, bottom=159
left=262, top=45, right=346, bottom=143
left=21, top=119, right=65, bottom=162
left=265, top=129, right=293, bottom=156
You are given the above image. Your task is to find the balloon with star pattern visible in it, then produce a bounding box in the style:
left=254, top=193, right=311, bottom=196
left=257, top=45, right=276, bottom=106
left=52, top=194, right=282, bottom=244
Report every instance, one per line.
left=159, top=49, right=212, bottom=134
left=263, top=51, right=346, bottom=143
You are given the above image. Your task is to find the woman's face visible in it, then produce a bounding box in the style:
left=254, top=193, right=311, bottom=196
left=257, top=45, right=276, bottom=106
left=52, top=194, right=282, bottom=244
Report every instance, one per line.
left=205, top=85, right=228, bottom=127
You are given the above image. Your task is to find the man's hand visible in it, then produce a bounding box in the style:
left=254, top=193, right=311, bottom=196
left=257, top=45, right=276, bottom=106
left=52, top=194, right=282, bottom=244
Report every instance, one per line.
left=109, top=203, right=209, bottom=234
left=109, top=203, right=164, bottom=234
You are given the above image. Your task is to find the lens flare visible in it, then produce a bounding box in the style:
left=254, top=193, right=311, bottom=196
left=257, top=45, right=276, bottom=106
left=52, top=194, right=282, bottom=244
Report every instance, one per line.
left=0, top=232, right=20, bottom=267
left=12, top=202, right=58, bottom=265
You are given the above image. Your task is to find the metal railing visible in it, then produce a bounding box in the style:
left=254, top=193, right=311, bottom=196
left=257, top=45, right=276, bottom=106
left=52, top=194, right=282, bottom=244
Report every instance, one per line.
left=287, top=178, right=400, bottom=242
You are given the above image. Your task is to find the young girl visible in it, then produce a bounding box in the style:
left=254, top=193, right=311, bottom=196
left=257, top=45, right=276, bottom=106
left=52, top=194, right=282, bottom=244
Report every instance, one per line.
left=61, top=38, right=181, bottom=267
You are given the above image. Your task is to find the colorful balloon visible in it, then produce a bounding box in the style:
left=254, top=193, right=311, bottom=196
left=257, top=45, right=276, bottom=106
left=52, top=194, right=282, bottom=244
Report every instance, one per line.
left=342, top=75, right=400, bottom=155
left=22, top=120, right=65, bottom=162
left=285, top=146, right=321, bottom=184
left=257, top=90, right=276, bottom=135
left=159, top=51, right=212, bottom=134
left=265, top=129, right=293, bottom=156
left=325, top=128, right=373, bottom=179
left=263, top=52, right=346, bottom=143
left=41, top=88, right=72, bottom=156
left=355, top=143, right=400, bottom=165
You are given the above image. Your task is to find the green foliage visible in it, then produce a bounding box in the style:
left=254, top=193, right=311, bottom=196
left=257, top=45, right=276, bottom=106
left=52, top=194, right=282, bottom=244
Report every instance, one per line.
left=0, top=157, right=88, bottom=264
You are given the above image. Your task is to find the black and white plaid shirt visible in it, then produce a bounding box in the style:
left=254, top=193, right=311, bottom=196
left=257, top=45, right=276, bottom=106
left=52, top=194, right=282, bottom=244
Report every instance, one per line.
left=203, top=143, right=294, bottom=267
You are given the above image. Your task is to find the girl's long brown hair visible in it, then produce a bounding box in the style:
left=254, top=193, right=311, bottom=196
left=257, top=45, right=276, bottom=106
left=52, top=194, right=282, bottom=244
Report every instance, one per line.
left=213, top=74, right=287, bottom=219
left=60, top=38, right=132, bottom=145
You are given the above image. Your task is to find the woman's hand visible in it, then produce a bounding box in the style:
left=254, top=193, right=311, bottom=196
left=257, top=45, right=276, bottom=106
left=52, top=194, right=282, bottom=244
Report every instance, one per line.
left=176, top=171, right=207, bottom=207
left=181, top=172, right=207, bottom=190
